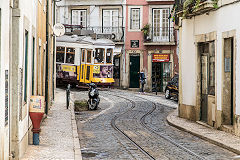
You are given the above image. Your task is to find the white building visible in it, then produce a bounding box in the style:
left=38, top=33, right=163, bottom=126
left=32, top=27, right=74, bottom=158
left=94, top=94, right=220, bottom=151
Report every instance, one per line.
left=177, top=0, right=240, bottom=136
left=56, top=0, right=126, bottom=86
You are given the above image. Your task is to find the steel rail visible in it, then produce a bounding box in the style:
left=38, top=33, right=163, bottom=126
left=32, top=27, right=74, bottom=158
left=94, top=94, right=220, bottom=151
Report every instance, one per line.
left=109, top=92, right=155, bottom=160
left=107, top=91, right=205, bottom=160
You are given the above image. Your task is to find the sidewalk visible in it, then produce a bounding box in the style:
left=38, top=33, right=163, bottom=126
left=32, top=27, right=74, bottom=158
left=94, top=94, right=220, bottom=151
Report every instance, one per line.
left=21, top=88, right=82, bottom=160
left=167, top=110, right=240, bottom=155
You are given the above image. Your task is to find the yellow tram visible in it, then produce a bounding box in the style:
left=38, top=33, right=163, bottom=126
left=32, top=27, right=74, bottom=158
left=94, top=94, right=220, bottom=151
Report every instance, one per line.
left=56, top=35, right=115, bottom=86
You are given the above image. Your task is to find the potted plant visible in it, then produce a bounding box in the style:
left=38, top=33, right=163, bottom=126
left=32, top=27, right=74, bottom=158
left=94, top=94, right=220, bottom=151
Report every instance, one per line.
left=141, top=24, right=150, bottom=41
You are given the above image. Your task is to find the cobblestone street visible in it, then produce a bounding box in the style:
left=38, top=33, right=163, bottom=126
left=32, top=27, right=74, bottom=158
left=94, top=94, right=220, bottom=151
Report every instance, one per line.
left=73, top=89, right=237, bottom=160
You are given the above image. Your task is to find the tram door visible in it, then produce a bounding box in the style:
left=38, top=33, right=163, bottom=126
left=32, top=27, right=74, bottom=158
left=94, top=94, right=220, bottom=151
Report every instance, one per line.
left=130, top=55, right=140, bottom=88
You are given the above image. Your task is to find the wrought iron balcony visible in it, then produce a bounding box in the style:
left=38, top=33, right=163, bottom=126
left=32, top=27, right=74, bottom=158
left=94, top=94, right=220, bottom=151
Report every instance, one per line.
left=64, top=24, right=125, bottom=42
left=143, top=27, right=175, bottom=45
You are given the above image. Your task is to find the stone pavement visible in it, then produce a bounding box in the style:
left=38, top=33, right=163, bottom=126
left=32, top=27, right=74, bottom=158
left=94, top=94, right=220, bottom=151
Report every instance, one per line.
left=21, top=88, right=82, bottom=160
left=136, top=91, right=240, bottom=157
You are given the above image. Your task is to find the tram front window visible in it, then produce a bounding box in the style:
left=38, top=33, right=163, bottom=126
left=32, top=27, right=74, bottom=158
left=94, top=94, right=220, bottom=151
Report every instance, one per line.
left=56, top=46, right=65, bottom=63
left=87, top=50, right=92, bottom=63
left=95, top=48, right=104, bottom=63
left=66, top=47, right=75, bottom=64
left=106, top=48, right=113, bottom=63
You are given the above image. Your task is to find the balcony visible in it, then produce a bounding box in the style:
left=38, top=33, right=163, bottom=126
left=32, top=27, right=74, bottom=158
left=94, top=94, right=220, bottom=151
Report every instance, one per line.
left=64, top=25, right=125, bottom=43
left=175, top=0, right=216, bottom=17
left=143, top=27, right=175, bottom=46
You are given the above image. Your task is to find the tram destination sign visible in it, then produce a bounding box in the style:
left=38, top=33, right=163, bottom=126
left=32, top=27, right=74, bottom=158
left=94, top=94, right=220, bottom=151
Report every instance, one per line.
left=152, top=54, right=169, bottom=62
left=131, top=40, right=139, bottom=48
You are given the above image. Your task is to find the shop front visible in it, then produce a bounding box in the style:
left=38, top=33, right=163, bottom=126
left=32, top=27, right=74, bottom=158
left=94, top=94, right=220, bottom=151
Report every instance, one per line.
left=151, top=53, right=171, bottom=92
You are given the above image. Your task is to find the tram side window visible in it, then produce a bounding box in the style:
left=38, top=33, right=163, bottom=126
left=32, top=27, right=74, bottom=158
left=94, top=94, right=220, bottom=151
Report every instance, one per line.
left=66, top=47, right=75, bottom=64
left=82, top=49, right=85, bottom=62
left=87, top=50, right=91, bottom=63
left=106, top=48, right=113, bottom=63
left=56, top=46, right=65, bottom=63
left=95, top=48, right=104, bottom=63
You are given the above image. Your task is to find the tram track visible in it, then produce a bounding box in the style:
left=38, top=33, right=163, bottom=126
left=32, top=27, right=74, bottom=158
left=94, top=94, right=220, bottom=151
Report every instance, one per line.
left=108, top=91, right=205, bottom=160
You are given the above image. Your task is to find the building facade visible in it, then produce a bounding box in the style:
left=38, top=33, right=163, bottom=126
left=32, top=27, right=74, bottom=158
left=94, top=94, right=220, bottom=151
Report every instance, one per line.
left=0, top=0, right=55, bottom=159
left=176, top=0, right=240, bottom=136
left=56, top=0, right=126, bottom=87
left=123, top=0, right=178, bottom=92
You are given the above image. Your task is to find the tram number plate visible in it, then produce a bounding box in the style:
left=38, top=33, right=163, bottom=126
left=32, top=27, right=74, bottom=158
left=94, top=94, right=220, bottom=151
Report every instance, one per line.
left=93, top=66, right=100, bottom=74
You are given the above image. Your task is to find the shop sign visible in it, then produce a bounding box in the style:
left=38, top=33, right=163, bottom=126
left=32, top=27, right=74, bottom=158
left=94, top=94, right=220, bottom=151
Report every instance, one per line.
left=62, top=65, right=76, bottom=72
left=152, top=54, right=169, bottom=62
left=131, top=40, right=139, bottom=48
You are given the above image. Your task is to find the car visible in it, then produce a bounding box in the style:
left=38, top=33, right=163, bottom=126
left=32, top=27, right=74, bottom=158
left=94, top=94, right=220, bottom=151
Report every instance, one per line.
left=165, top=74, right=178, bottom=100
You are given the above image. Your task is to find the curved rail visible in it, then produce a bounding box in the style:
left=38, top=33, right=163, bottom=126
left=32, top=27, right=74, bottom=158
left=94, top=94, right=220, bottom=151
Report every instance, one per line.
left=109, top=93, right=155, bottom=160
left=108, top=91, right=205, bottom=160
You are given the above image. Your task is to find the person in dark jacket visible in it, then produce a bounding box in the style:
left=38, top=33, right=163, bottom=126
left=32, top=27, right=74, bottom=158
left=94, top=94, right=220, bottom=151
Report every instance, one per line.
left=139, top=69, right=146, bottom=93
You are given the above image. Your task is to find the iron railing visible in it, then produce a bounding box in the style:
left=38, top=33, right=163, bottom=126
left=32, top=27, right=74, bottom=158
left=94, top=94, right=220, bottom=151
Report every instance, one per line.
left=64, top=24, right=125, bottom=42
left=145, top=27, right=175, bottom=43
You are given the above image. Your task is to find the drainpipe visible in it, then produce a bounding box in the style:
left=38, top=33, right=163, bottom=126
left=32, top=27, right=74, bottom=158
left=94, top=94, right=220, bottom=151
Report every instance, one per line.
left=45, top=0, right=49, bottom=114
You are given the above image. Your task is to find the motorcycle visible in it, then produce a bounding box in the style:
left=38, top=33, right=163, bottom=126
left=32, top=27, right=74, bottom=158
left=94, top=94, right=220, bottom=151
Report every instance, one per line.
left=87, top=83, right=100, bottom=110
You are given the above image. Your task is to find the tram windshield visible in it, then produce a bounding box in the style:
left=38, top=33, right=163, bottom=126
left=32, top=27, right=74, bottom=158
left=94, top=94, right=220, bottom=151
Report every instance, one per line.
left=87, top=50, right=92, bottom=63
left=95, top=48, right=104, bottom=64
left=106, top=48, right=113, bottom=64
left=66, top=48, right=75, bottom=64
left=56, top=46, right=65, bottom=63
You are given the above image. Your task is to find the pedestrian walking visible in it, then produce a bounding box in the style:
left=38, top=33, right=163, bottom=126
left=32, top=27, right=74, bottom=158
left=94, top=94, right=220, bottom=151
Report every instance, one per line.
left=139, top=69, right=146, bottom=93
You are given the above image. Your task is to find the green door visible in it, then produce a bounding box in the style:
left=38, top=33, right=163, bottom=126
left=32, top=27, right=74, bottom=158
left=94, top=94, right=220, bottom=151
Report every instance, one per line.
left=130, top=55, right=140, bottom=88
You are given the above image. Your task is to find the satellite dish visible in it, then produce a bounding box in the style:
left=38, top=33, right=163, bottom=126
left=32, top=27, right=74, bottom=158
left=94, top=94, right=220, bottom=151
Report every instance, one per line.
left=53, top=23, right=65, bottom=37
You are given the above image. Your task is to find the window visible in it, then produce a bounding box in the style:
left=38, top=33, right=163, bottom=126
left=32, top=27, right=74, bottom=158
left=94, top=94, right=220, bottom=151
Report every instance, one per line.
left=66, top=47, right=75, bottom=64
left=106, top=48, right=113, bottom=63
left=152, top=9, right=170, bottom=41
left=56, top=46, right=65, bottom=63
left=87, top=50, right=91, bottom=63
left=82, top=49, right=85, bottom=62
left=130, top=8, right=140, bottom=30
left=95, top=48, right=104, bottom=64
left=24, top=30, right=29, bottom=102
left=103, top=9, right=119, bottom=33
left=72, top=10, right=87, bottom=28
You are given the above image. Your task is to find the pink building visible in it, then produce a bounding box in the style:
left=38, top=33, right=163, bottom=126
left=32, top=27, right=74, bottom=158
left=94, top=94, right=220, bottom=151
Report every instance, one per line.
left=123, top=0, right=178, bottom=92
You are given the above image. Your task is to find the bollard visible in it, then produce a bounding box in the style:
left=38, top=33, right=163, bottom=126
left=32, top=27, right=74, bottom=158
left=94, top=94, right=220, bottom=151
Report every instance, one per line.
left=66, top=84, right=70, bottom=109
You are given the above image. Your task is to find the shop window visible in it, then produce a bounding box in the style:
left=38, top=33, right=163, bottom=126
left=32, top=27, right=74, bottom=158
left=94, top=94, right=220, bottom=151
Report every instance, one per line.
left=82, top=49, right=85, bottom=62
left=66, top=47, right=75, bottom=64
left=56, top=46, right=65, bottom=63
left=106, top=48, right=113, bottom=63
left=87, top=50, right=91, bottom=63
left=95, top=48, right=104, bottom=63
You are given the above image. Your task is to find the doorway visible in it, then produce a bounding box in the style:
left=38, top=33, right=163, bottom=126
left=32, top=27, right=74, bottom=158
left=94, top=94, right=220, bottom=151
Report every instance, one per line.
left=130, top=55, right=140, bottom=88
left=199, top=42, right=215, bottom=122
left=223, top=38, right=234, bottom=125
left=152, top=62, right=171, bottom=92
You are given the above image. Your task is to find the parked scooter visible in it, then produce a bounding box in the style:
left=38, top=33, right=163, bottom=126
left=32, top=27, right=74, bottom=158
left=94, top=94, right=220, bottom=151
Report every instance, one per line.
left=87, top=83, right=100, bottom=110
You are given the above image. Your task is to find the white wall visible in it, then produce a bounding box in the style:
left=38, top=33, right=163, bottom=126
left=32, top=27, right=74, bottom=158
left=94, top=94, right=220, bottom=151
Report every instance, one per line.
left=0, top=0, right=11, bottom=159
left=181, top=2, right=240, bottom=115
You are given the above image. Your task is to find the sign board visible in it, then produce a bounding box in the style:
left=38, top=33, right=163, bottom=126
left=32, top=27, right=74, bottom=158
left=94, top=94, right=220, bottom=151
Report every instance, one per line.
left=62, top=65, right=76, bottom=72
left=93, top=65, right=100, bottom=74
left=152, top=54, right=170, bottom=62
left=53, top=23, right=65, bottom=37
left=131, top=40, right=139, bottom=48
left=29, top=96, right=45, bottom=113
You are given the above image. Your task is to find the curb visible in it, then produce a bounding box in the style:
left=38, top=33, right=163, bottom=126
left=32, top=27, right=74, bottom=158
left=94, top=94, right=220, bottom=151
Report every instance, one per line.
left=70, top=95, right=83, bottom=160
left=166, top=110, right=240, bottom=155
